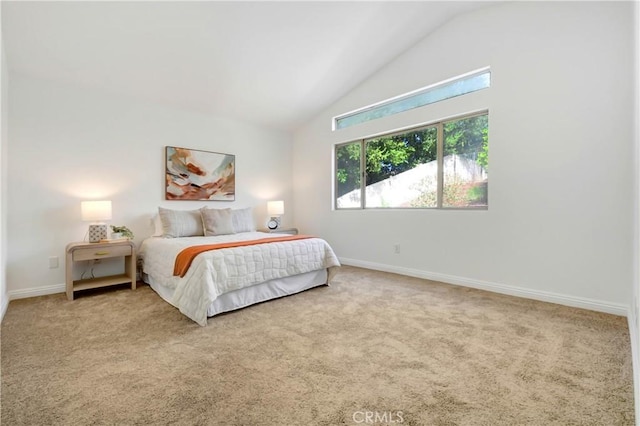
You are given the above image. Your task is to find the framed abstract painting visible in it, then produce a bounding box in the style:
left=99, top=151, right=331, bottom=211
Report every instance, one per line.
left=165, top=146, right=235, bottom=201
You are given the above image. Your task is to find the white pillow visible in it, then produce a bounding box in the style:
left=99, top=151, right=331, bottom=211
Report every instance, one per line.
left=151, top=214, right=164, bottom=237
left=157, top=207, right=204, bottom=238
left=201, top=207, right=235, bottom=236
left=231, top=207, right=255, bottom=233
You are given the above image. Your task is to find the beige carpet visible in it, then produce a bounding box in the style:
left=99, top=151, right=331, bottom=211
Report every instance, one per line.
left=1, top=266, right=634, bottom=425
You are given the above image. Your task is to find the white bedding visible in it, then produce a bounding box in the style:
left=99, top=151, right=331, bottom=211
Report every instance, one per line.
left=139, top=232, right=340, bottom=326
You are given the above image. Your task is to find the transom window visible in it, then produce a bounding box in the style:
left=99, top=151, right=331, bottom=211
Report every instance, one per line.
left=335, top=112, right=488, bottom=209
left=334, top=68, right=490, bottom=130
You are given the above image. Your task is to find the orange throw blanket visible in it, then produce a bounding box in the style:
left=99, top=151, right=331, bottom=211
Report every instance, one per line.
left=173, top=234, right=315, bottom=277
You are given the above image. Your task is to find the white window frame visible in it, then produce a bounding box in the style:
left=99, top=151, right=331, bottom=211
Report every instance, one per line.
left=334, top=110, right=489, bottom=210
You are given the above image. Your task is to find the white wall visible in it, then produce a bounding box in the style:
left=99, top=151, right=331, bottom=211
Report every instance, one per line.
left=0, top=10, right=8, bottom=320
left=632, top=0, right=640, bottom=420
left=6, top=74, right=293, bottom=297
left=293, top=2, right=635, bottom=314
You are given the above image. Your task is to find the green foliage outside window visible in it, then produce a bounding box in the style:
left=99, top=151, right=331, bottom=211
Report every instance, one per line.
left=335, top=113, right=488, bottom=209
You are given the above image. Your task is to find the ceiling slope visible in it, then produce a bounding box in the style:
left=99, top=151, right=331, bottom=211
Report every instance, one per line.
left=2, top=1, right=493, bottom=131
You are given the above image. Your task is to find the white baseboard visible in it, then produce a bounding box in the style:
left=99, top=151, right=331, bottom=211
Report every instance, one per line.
left=339, top=257, right=628, bottom=317
left=4, top=262, right=630, bottom=318
left=1, top=292, right=8, bottom=322
left=8, top=283, right=65, bottom=301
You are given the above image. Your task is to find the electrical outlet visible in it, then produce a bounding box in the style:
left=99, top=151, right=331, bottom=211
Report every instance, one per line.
left=48, top=256, right=59, bottom=269
left=394, top=244, right=401, bottom=254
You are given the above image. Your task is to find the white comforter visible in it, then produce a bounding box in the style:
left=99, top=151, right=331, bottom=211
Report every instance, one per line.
left=139, top=232, right=340, bottom=326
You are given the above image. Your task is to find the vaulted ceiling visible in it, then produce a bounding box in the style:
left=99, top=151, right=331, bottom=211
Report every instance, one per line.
left=2, top=1, right=494, bottom=131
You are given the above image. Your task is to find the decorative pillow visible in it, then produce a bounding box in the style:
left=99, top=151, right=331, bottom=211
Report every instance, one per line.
left=151, top=214, right=164, bottom=237
left=231, top=207, right=255, bottom=233
left=201, top=208, right=235, bottom=236
left=157, top=207, right=204, bottom=238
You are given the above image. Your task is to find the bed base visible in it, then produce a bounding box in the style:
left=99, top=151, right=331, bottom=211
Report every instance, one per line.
left=143, top=269, right=329, bottom=318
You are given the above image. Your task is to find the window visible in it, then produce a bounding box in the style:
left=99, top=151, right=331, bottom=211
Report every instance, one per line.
left=334, top=68, right=490, bottom=130
left=335, top=112, right=488, bottom=209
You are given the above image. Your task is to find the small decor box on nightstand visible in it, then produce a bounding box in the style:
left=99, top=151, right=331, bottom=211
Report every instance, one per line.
left=65, top=240, right=136, bottom=300
left=258, top=228, right=299, bottom=235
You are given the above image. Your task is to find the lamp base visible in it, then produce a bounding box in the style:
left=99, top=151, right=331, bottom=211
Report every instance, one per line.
left=267, top=216, right=282, bottom=230
left=88, top=224, right=108, bottom=243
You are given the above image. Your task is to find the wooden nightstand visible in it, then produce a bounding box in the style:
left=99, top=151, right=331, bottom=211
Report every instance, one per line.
left=65, top=240, right=136, bottom=300
left=258, top=227, right=299, bottom=235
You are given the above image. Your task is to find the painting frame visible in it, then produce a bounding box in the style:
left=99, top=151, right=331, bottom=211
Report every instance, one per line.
left=165, top=146, right=236, bottom=201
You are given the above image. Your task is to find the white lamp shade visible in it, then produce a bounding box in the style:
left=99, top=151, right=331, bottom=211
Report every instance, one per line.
left=81, top=200, right=112, bottom=222
left=267, top=200, right=284, bottom=216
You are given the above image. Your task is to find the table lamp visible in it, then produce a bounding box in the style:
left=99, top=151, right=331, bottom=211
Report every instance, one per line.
left=81, top=200, right=112, bottom=243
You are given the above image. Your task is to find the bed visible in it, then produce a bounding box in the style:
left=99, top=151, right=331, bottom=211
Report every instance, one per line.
left=139, top=230, right=341, bottom=326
